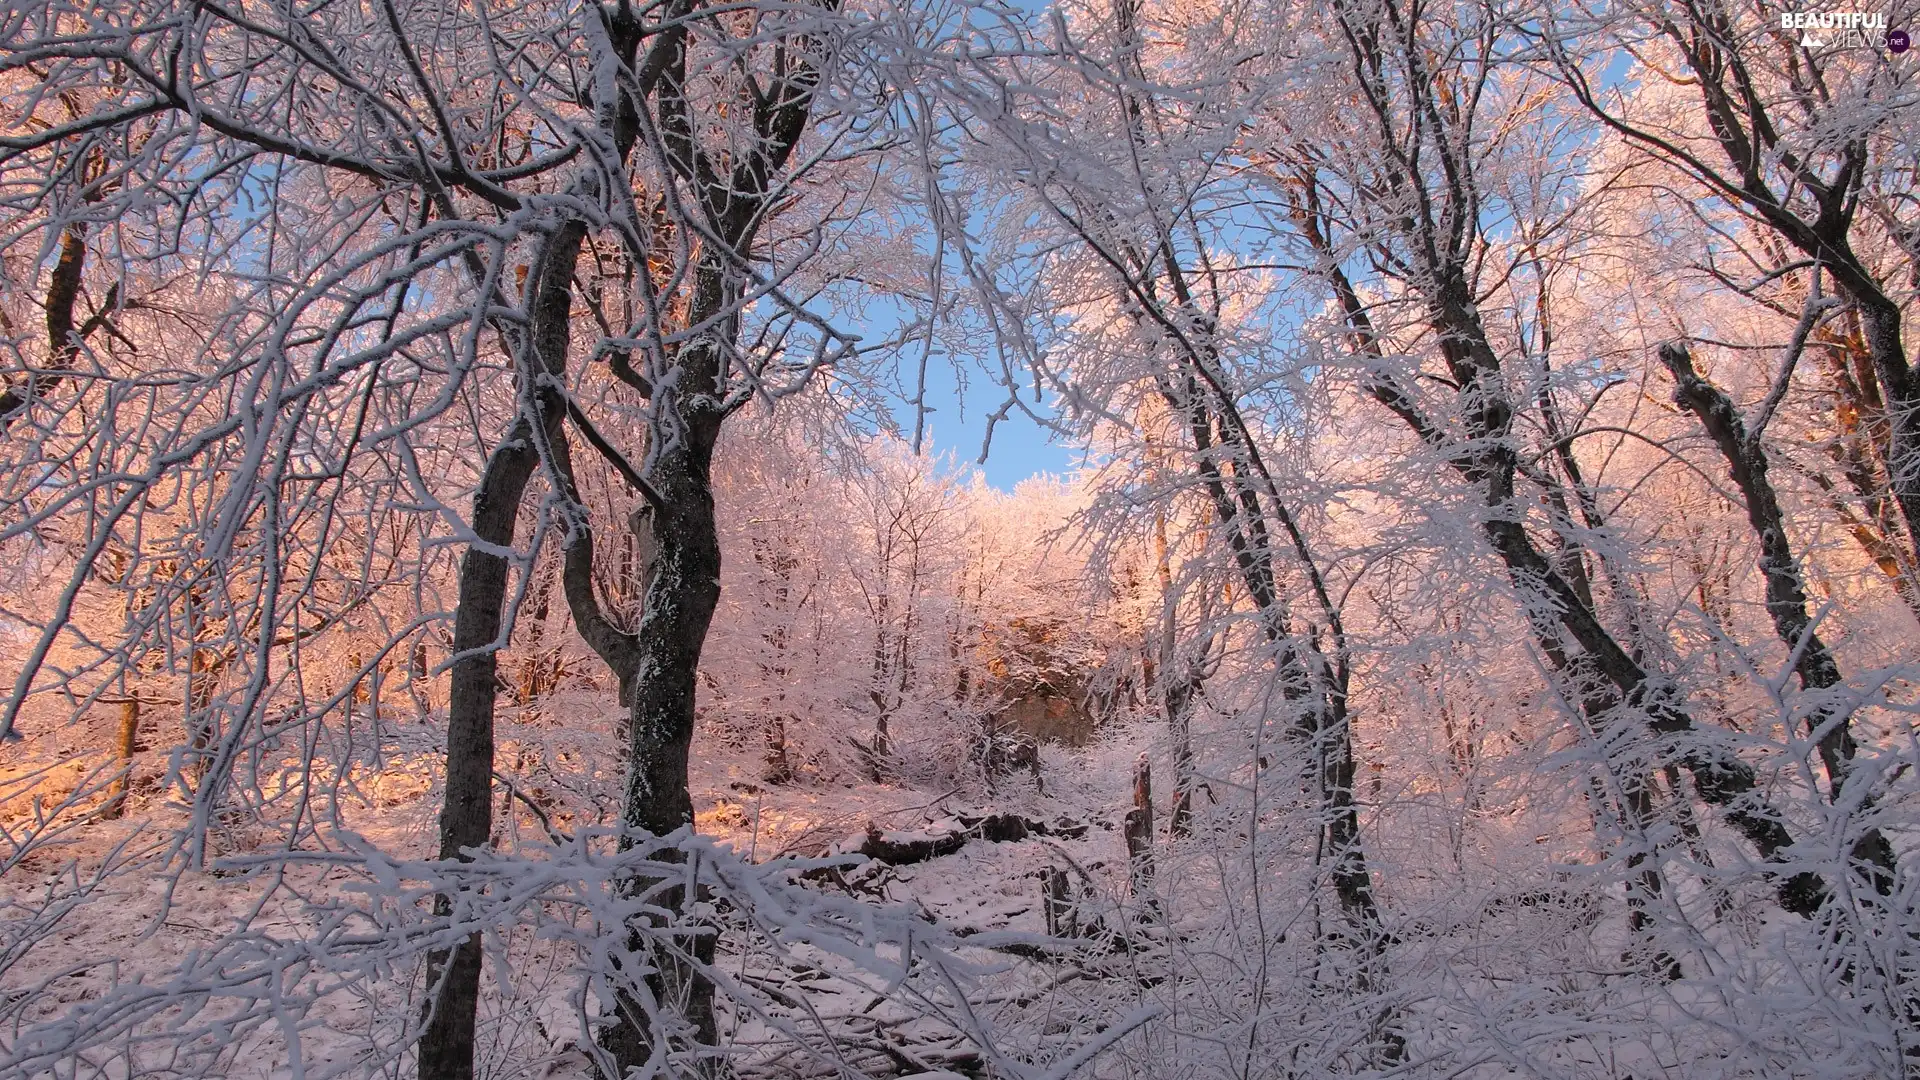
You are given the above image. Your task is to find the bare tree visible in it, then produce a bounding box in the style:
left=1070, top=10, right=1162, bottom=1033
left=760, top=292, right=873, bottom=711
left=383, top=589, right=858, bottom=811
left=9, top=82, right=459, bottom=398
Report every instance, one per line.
left=1548, top=0, right=1920, bottom=573
left=1273, top=0, right=1832, bottom=916
left=1660, top=337, right=1896, bottom=888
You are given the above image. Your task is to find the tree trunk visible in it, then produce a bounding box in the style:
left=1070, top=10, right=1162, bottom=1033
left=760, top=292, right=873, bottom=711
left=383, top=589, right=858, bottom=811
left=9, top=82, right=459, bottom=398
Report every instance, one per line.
left=554, top=435, right=642, bottom=709
left=1163, top=666, right=1199, bottom=836
left=589, top=9, right=826, bottom=1068
left=101, top=697, right=140, bottom=820
left=416, top=422, right=541, bottom=1080
left=517, top=560, right=556, bottom=706
left=1305, top=222, right=1828, bottom=915
left=867, top=585, right=894, bottom=766
left=1662, top=343, right=1896, bottom=889
left=1124, top=753, right=1154, bottom=896
left=419, top=215, right=586, bottom=1080
left=1041, top=865, right=1075, bottom=937
left=597, top=397, right=726, bottom=1077
left=1476, top=462, right=1823, bottom=912
left=764, top=714, right=793, bottom=785
left=1161, top=372, right=1392, bottom=945
left=620, top=428, right=722, bottom=842
left=1844, top=296, right=1920, bottom=574
left=1, top=219, right=89, bottom=423
left=410, top=640, right=434, bottom=718
left=1155, top=511, right=1199, bottom=836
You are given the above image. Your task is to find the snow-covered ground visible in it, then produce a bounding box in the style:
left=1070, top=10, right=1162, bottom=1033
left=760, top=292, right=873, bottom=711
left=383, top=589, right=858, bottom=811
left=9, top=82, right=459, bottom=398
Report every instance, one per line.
left=0, top=692, right=1146, bottom=1079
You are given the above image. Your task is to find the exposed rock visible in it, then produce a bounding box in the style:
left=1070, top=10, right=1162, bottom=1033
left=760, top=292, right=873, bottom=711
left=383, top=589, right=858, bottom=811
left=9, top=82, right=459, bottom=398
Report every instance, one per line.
left=994, top=691, right=1095, bottom=747
left=980, top=615, right=1101, bottom=748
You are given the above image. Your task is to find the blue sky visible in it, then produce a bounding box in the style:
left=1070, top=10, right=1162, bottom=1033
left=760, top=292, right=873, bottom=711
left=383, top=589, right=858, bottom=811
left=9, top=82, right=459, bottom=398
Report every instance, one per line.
left=891, top=356, right=1080, bottom=489
left=846, top=280, right=1080, bottom=489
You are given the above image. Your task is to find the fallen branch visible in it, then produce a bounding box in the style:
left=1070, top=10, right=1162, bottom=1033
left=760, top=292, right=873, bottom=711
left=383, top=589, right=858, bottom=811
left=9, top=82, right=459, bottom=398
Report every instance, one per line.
left=849, top=811, right=1091, bottom=866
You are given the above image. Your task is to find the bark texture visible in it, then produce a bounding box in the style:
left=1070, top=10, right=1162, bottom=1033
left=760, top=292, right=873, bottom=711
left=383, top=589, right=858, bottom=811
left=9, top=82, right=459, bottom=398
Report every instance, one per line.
left=101, top=697, right=140, bottom=821
left=417, top=424, right=538, bottom=1080
left=419, top=218, right=586, bottom=1080
left=0, top=220, right=89, bottom=423
left=594, top=8, right=829, bottom=1072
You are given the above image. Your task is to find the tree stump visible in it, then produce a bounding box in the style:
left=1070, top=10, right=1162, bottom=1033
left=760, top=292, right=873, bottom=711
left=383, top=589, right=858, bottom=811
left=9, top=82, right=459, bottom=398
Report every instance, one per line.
left=1124, top=753, right=1154, bottom=894
left=101, top=697, right=140, bottom=820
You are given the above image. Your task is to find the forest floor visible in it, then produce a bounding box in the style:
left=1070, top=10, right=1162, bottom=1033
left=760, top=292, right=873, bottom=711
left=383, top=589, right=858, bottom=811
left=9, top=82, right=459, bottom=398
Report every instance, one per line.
left=0, top=691, right=1141, bottom=1078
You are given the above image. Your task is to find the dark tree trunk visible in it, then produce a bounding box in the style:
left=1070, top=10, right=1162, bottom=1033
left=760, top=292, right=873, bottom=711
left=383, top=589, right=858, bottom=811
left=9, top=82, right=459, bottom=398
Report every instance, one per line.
left=1163, top=663, right=1199, bottom=836
left=419, top=217, right=586, bottom=1080
left=1155, top=512, right=1199, bottom=836
left=416, top=14, right=685, bottom=1069
left=1662, top=343, right=1896, bottom=890
left=417, top=422, right=540, bottom=1080
left=554, top=434, right=642, bottom=709
left=596, top=389, right=726, bottom=1077
left=1, top=219, right=89, bottom=423
left=582, top=7, right=824, bottom=1070
left=621, top=428, right=722, bottom=842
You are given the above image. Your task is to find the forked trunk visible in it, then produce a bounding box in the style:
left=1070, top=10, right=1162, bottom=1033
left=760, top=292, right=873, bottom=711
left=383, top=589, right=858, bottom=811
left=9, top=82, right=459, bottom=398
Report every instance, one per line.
left=420, top=218, right=585, bottom=1080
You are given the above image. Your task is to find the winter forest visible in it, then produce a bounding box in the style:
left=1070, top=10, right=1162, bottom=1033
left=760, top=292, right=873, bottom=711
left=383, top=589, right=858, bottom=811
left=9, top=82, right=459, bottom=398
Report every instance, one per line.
left=2, top=0, right=1918, bottom=1076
